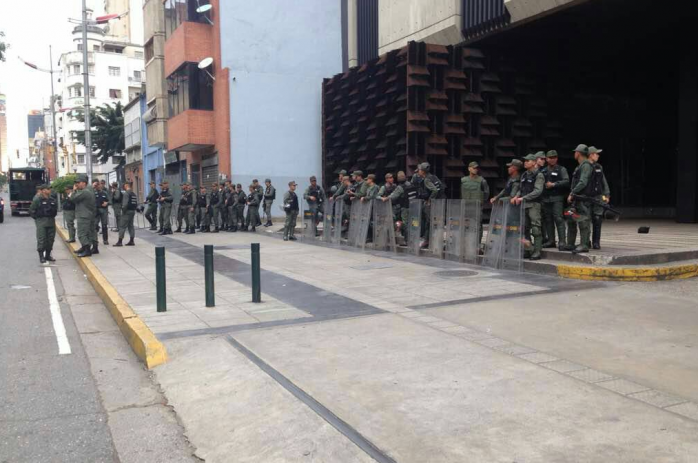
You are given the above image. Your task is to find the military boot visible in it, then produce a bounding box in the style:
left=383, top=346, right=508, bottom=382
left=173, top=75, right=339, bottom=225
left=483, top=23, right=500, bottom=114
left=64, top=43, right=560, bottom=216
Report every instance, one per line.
left=175, top=227, right=182, bottom=233
left=125, top=239, right=135, bottom=246
left=91, top=243, right=100, bottom=255
left=530, top=238, right=543, bottom=261
left=76, top=245, right=92, bottom=258
left=592, top=218, right=602, bottom=250
left=45, top=251, right=56, bottom=262
left=113, top=239, right=123, bottom=247
left=39, top=251, right=47, bottom=264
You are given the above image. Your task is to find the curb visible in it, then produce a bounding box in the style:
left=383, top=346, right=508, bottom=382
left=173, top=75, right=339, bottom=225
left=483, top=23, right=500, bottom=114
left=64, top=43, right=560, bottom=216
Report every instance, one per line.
left=56, top=225, right=168, bottom=369
left=555, top=262, right=698, bottom=281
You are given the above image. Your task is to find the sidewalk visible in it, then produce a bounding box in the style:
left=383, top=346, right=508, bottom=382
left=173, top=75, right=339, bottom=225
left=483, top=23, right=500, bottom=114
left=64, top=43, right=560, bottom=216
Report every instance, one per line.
left=60, top=222, right=698, bottom=462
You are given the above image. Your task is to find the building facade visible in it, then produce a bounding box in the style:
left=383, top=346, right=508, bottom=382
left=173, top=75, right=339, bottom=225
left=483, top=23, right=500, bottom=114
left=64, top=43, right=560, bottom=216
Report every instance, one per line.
left=123, top=95, right=144, bottom=200
left=0, top=92, right=8, bottom=172
left=141, top=93, right=164, bottom=198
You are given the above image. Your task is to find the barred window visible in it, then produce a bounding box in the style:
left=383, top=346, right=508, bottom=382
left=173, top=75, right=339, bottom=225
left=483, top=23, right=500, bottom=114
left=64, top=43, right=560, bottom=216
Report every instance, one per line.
left=166, top=62, right=213, bottom=118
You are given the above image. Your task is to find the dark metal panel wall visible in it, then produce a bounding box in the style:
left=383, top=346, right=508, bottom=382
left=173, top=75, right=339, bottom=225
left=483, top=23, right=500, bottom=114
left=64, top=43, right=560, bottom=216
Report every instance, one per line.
left=462, top=0, right=510, bottom=41
left=357, top=0, right=378, bottom=65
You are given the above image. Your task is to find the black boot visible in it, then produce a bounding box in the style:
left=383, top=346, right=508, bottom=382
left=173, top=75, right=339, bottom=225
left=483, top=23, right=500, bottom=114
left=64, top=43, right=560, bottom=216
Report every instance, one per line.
left=125, top=239, right=135, bottom=246
left=592, top=218, right=602, bottom=250
left=113, top=239, right=123, bottom=247
left=175, top=227, right=182, bottom=233
left=39, top=251, right=47, bottom=264
left=212, top=228, right=219, bottom=233
left=91, top=243, right=100, bottom=255
left=68, top=238, right=76, bottom=243
left=265, top=221, right=273, bottom=227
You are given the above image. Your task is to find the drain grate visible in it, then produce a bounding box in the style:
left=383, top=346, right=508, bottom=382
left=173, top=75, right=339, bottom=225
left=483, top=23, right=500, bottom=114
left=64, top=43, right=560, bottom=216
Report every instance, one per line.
left=434, top=270, right=479, bottom=278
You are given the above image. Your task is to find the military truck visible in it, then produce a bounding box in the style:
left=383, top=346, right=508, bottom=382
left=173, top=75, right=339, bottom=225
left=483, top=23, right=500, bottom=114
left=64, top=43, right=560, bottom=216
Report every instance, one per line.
left=8, top=167, right=49, bottom=216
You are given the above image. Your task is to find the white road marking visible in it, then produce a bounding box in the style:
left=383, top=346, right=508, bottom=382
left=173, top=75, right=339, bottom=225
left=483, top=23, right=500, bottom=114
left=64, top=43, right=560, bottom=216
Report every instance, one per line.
left=44, top=267, right=72, bottom=355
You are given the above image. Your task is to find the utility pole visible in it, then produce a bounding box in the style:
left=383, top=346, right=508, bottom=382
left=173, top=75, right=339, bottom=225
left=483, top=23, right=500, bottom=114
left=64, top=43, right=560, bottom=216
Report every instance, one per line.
left=81, top=0, right=93, bottom=182
left=48, top=46, right=58, bottom=180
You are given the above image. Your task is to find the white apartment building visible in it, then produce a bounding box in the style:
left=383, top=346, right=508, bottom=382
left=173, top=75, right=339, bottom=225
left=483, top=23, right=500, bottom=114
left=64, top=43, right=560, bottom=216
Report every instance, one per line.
left=55, top=11, right=144, bottom=178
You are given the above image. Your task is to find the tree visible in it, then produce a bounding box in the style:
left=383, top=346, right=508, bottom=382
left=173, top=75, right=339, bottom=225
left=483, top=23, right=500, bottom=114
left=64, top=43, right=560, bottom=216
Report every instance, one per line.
left=0, top=172, right=8, bottom=190
left=51, top=174, right=77, bottom=195
left=0, top=31, right=7, bottom=62
left=73, top=102, right=125, bottom=164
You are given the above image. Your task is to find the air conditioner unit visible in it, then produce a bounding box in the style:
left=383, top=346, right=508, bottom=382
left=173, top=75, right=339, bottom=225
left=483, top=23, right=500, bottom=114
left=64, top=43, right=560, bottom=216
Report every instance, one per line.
left=143, top=105, right=157, bottom=123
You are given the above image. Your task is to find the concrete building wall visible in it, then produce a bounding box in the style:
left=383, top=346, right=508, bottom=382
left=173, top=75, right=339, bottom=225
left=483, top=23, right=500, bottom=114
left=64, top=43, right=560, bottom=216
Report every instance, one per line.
left=504, top=0, right=578, bottom=24
left=219, top=0, right=343, bottom=194
left=140, top=95, right=164, bottom=196
left=142, top=0, right=167, bottom=148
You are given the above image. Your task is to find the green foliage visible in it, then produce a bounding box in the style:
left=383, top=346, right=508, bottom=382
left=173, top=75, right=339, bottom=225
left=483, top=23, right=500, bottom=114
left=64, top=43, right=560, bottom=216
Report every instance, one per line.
left=0, top=31, right=7, bottom=62
left=0, top=172, right=8, bottom=189
left=73, top=102, right=125, bottom=164
left=51, top=174, right=77, bottom=195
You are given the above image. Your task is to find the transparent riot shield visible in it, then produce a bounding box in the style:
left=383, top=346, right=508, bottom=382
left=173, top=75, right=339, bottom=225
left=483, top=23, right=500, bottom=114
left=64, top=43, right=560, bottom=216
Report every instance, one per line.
left=428, top=199, right=447, bottom=258
left=445, top=199, right=464, bottom=261
left=347, top=201, right=361, bottom=246
left=332, top=200, right=345, bottom=245
left=373, top=199, right=397, bottom=252
left=462, top=200, right=482, bottom=264
left=354, top=200, right=373, bottom=250
left=301, top=203, right=317, bottom=241
left=322, top=199, right=334, bottom=243
left=482, top=201, right=524, bottom=271
left=407, top=199, right=423, bottom=256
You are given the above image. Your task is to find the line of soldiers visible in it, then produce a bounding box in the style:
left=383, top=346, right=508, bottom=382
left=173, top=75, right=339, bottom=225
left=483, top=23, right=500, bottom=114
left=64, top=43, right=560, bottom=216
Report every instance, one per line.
left=143, top=179, right=277, bottom=235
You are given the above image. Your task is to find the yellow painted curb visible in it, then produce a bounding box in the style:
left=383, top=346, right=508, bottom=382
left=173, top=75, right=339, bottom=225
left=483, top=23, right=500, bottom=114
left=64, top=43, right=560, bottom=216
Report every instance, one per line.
left=556, top=263, right=698, bottom=282
left=56, top=225, right=168, bottom=369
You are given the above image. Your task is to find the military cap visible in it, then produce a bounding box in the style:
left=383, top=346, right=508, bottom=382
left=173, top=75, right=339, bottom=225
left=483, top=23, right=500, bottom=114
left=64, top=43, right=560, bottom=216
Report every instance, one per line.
left=38, top=184, right=51, bottom=190
left=352, top=170, right=363, bottom=177
left=265, top=178, right=271, bottom=183
left=111, top=181, right=118, bottom=187
left=252, top=179, right=259, bottom=183
left=573, top=144, right=589, bottom=154
left=309, top=176, right=317, bottom=181
left=396, top=171, right=406, bottom=181
left=288, top=181, right=297, bottom=187
left=367, top=174, right=376, bottom=181
left=421, top=162, right=431, bottom=171
left=339, top=169, right=347, bottom=176
left=162, top=180, right=169, bottom=185
left=535, top=151, right=546, bottom=159
left=506, top=159, right=524, bottom=168
left=523, top=153, right=538, bottom=161
left=75, top=174, right=89, bottom=183
left=546, top=150, right=559, bottom=158
left=468, top=161, right=479, bottom=168
left=588, top=146, right=603, bottom=154
left=149, top=180, right=156, bottom=185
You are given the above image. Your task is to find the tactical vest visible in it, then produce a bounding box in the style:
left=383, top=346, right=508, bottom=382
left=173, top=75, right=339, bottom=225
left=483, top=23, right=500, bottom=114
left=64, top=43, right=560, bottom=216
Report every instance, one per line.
left=197, top=194, right=207, bottom=208
left=429, top=174, right=446, bottom=199
left=519, top=171, right=540, bottom=201
left=62, top=198, right=76, bottom=211
left=237, top=192, right=247, bottom=205
left=382, top=183, right=396, bottom=198
left=307, top=186, right=322, bottom=203
left=95, top=191, right=109, bottom=208
left=544, top=165, right=565, bottom=195
left=461, top=176, right=484, bottom=201
left=210, top=191, right=220, bottom=205
left=571, top=161, right=594, bottom=196
left=503, top=177, right=520, bottom=198
left=247, top=193, right=258, bottom=205
left=179, top=192, right=190, bottom=206
left=147, top=190, right=159, bottom=204
left=288, top=192, right=299, bottom=211
left=589, top=164, right=605, bottom=196
left=37, top=198, right=58, bottom=218
left=265, top=186, right=276, bottom=200
left=127, top=191, right=138, bottom=211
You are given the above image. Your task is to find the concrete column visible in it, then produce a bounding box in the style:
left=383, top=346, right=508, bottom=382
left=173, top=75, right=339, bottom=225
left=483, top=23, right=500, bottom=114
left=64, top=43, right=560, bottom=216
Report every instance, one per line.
left=677, top=46, right=698, bottom=223
left=347, top=0, right=359, bottom=68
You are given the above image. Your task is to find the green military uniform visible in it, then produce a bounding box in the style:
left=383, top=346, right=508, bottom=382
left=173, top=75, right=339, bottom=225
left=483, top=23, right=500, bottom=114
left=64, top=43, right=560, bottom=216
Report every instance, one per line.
left=413, top=167, right=439, bottom=243
left=541, top=151, right=570, bottom=249
left=245, top=190, right=261, bottom=231
left=492, top=160, right=521, bottom=203
left=234, top=187, right=247, bottom=230
left=263, top=181, right=276, bottom=226
left=95, top=187, right=110, bottom=245
left=196, top=190, right=207, bottom=230
left=282, top=187, right=299, bottom=241
left=70, top=180, right=97, bottom=256
left=566, top=158, right=594, bottom=253
left=62, top=195, right=77, bottom=242
left=158, top=187, right=173, bottom=234
left=253, top=183, right=264, bottom=226
left=461, top=163, right=490, bottom=245
left=364, top=183, right=379, bottom=201
left=29, top=188, right=58, bottom=263
left=304, top=181, right=326, bottom=225
left=588, top=146, right=610, bottom=250
left=111, top=186, right=123, bottom=231
left=186, top=188, right=198, bottom=233
left=208, top=187, right=222, bottom=231
left=385, top=181, right=411, bottom=233
left=116, top=189, right=137, bottom=244
left=145, top=186, right=159, bottom=230
left=516, top=154, right=546, bottom=260
left=176, top=184, right=190, bottom=232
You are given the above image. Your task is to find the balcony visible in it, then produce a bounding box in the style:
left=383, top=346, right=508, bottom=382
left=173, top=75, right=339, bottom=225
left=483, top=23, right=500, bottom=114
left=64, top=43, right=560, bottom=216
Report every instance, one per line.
left=164, top=21, right=212, bottom=78
left=167, top=109, right=215, bottom=151
left=64, top=51, right=94, bottom=66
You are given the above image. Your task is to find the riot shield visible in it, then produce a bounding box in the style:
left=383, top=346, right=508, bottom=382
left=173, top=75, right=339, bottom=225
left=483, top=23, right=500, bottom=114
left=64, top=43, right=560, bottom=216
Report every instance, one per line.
left=332, top=200, right=345, bottom=245
left=428, top=199, right=446, bottom=258
left=372, top=199, right=397, bottom=252
left=301, top=203, right=317, bottom=241
left=482, top=201, right=524, bottom=271
left=322, top=199, right=334, bottom=243
left=445, top=199, right=464, bottom=260
left=407, top=200, right=423, bottom=256
left=462, top=200, right=482, bottom=264
left=347, top=201, right=361, bottom=246
left=354, top=200, right=373, bottom=249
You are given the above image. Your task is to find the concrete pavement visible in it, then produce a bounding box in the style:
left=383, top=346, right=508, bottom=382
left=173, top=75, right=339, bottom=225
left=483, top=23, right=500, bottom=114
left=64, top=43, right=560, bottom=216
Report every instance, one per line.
left=56, top=214, right=698, bottom=462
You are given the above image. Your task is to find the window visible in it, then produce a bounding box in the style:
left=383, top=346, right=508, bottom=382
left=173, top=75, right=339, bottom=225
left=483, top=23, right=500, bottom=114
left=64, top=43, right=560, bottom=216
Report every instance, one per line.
left=134, top=51, right=144, bottom=59
left=144, top=39, right=155, bottom=62
left=109, top=66, right=121, bottom=76
left=166, top=62, right=214, bottom=118
left=109, top=89, right=122, bottom=99
left=77, top=43, right=83, bottom=51
left=88, top=64, right=95, bottom=75
left=72, top=65, right=80, bottom=75
left=89, top=86, right=96, bottom=97
left=93, top=45, right=100, bottom=52
left=77, top=154, right=85, bottom=164
left=133, top=70, right=142, bottom=81
left=69, top=86, right=83, bottom=98
left=164, top=0, right=211, bottom=39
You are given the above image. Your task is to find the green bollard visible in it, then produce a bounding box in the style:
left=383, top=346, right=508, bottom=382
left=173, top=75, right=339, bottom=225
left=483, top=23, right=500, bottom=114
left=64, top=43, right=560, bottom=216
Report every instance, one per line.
left=156, top=246, right=167, bottom=312
left=204, top=245, right=215, bottom=307
left=251, top=243, right=261, bottom=303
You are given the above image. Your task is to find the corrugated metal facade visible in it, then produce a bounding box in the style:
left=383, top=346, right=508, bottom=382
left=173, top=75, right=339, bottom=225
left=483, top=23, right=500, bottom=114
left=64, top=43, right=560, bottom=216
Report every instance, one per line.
left=462, top=0, right=511, bottom=41
left=357, top=0, right=378, bottom=65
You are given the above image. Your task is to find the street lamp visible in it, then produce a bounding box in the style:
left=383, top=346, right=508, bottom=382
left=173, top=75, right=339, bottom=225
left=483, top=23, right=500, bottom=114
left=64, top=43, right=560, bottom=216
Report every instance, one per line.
left=17, top=48, right=59, bottom=180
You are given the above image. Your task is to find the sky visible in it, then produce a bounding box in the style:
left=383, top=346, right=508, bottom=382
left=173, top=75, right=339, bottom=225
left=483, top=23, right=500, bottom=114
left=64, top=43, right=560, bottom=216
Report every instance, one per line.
left=0, top=0, right=105, bottom=164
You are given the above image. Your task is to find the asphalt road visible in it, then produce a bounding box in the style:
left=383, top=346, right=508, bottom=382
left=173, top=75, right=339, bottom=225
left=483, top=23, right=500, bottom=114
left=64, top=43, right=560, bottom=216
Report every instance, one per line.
left=0, top=191, right=117, bottom=462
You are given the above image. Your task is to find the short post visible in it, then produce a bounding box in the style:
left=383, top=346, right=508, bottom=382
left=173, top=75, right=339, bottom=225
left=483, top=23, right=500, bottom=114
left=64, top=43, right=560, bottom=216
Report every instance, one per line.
left=155, top=246, right=167, bottom=312
left=204, top=245, right=215, bottom=307
left=251, top=243, right=261, bottom=303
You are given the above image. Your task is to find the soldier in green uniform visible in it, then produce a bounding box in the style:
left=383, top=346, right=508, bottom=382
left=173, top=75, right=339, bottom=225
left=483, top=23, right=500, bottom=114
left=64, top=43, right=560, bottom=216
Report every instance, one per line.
left=223, top=182, right=235, bottom=231
left=110, top=182, right=122, bottom=232
left=156, top=183, right=165, bottom=233
left=234, top=184, right=247, bottom=231
left=588, top=146, right=610, bottom=250
left=330, top=170, right=347, bottom=199
left=304, top=176, right=326, bottom=226
left=461, top=161, right=490, bottom=244
left=196, top=186, right=208, bottom=231
left=534, top=152, right=549, bottom=243
left=176, top=183, right=190, bottom=233
left=513, top=154, right=545, bottom=260
left=62, top=185, right=77, bottom=243
left=113, top=182, right=137, bottom=246
left=29, top=185, right=58, bottom=264
left=145, top=181, right=159, bottom=230
left=381, top=171, right=412, bottom=237
left=185, top=184, right=198, bottom=234
left=94, top=182, right=110, bottom=245
left=363, top=174, right=380, bottom=201
left=564, top=144, right=594, bottom=254
left=220, top=182, right=230, bottom=230
left=245, top=184, right=261, bottom=232
left=282, top=181, right=299, bottom=241
left=347, top=171, right=366, bottom=203
left=263, top=179, right=276, bottom=227
left=70, top=174, right=97, bottom=257
left=208, top=182, right=222, bottom=232
left=157, top=181, right=174, bottom=235
left=252, top=179, right=264, bottom=227
left=491, top=159, right=522, bottom=203
left=541, top=150, right=570, bottom=250
left=413, top=163, right=439, bottom=247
